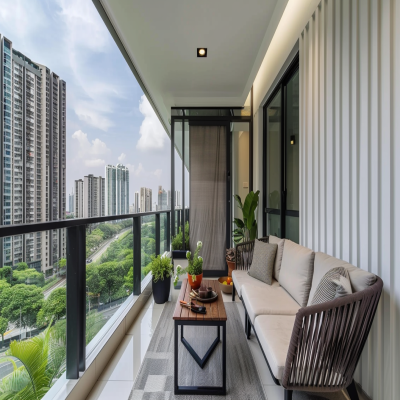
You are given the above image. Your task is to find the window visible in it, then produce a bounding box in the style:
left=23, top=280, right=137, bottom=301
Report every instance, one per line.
left=263, top=56, right=299, bottom=242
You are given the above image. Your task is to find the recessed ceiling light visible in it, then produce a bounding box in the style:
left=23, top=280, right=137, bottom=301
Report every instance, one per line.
left=197, top=48, right=207, bottom=57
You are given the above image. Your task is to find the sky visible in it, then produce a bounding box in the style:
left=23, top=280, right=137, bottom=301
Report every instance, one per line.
left=0, top=0, right=171, bottom=211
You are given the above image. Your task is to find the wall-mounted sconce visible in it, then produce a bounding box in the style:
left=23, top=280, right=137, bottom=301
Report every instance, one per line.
left=290, top=135, right=295, bottom=145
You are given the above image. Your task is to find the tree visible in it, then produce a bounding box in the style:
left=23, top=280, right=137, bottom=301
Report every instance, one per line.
left=16, top=262, right=29, bottom=271
left=97, top=262, right=125, bottom=303
left=59, top=258, right=66, bottom=269
left=37, top=287, right=66, bottom=327
left=0, top=284, right=43, bottom=329
left=124, top=267, right=133, bottom=293
left=0, top=280, right=11, bottom=292
left=0, top=266, right=12, bottom=282
left=12, top=268, right=45, bottom=287
left=0, top=316, right=8, bottom=348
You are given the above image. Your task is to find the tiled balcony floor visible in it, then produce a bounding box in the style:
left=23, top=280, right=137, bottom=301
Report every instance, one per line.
left=86, top=283, right=367, bottom=400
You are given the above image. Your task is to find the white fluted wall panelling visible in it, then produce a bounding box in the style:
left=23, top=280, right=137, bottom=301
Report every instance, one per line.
left=299, top=1, right=400, bottom=399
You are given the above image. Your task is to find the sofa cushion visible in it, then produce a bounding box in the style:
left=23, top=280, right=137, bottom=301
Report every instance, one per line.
left=242, top=284, right=300, bottom=323
left=308, top=252, right=377, bottom=305
left=269, top=235, right=285, bottom=281
left=279, top=240, right=315, bottom=307
left=311, top=267, right=352, bottom=305
left=232, top=270, right=280, bottom=298
left=254, top=315, right=295, bottom=380
left=248, top=240, right=278, bottom=285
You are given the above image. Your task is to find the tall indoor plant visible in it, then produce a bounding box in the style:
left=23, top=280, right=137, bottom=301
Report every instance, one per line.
left=174, top=241, right=203, bottom=289
left=144, top=254, right=174, bottom=304
left=232, top=190, right=260, bottom=244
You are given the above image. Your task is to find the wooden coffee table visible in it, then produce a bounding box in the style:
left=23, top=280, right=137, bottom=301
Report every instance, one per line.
left=173, top=278, right=227, bottom=396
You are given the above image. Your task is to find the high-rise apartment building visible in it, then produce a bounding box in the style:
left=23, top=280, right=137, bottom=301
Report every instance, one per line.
left=68, top=189, right=74, bottom=214
left=105, top=164, right=129, bottom=216
left=157, top=186, right=168, bottom=211
left=140, top=187, right=152, bottom=213
left=175, top=190, right=181, bottom=209
left=134, top=191, right=139, bottom=213
left=0, top=36, right=66, bottom=273
left=74, top=175, right=105, bottom=219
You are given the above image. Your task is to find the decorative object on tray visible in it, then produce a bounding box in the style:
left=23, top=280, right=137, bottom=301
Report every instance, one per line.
left=173, top=240, right=203, bottom=289
left=179, top=299, right=206, bottom=314
left=190, top=286, right=218, bottom=303
left=218, top=276, right=233, bottom=294
left=144, top=254, right=174, bottom=304
left=226, top=247, right=236, bottom=277
left=171, top=221, right=189, bottom=259
left=232, top=190, right=260, bottom=244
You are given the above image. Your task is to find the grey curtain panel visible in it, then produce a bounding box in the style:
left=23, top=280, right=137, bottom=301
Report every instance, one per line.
left=189, top=125, right=227, bottom=271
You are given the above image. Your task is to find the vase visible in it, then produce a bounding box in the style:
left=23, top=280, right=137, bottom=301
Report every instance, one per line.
left=188, top=273, right=203, bottom=290
left=152, top=276, right=171, bottom=304
left=227, top=260, right=235, bottom=277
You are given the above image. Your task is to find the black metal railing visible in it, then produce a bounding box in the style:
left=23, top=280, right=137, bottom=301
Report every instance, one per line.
left=0, top=210, right=171, bottom=379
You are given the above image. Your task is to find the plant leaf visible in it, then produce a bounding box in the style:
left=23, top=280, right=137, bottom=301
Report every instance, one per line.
left=233, top=195, right=243, bottom=211
left=233, top=218, right=244, bottom=228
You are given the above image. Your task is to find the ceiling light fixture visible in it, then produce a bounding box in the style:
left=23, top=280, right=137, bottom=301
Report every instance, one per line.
left=197, top=48, right=207, bottom=57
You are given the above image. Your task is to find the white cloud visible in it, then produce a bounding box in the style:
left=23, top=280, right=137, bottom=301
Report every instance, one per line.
left=154, top=169, right=162, bottom=179
left=85, top=159, right=105, bottom=167
left=118, top=153, right=126, bottom=162
left=136, top=95, right=167, bottom=151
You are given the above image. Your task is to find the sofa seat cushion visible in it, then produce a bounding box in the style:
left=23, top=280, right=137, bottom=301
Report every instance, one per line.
left=269, top=235, right=285, bottom=281
left=242, top=284, right=300, bottom=323
left=308, top=252, right=377, bottom=306
left=232, top=270, right=280, bottom=298
left=254, top=315, right=295, bottom=380
left=279, top=240, right=315, bottom=307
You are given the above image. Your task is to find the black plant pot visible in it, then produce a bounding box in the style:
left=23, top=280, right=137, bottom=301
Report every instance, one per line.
left=172, top=250, right=187, bottom=259
left=152, top=276, right=171, bottom=304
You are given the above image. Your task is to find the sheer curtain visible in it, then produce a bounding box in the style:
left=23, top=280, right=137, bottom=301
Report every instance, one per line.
left=189, top=125, right=226, bottom=272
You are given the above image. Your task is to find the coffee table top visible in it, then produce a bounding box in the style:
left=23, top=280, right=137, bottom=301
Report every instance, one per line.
left=173, top=279, right=227, bottom=321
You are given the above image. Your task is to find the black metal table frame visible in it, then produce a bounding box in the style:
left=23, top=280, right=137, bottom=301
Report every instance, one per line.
left=174, top=319, right=226, bottom=395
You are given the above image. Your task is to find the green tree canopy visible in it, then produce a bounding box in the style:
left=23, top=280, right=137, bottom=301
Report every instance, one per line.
left=16, top=262, right=29, bottom=271
left=37, top=287, right=66, bottom=327
left=12, top=268, right=45, bottom=287
left=0, top=284, right=44, bottom=328
left=0, top=316, right=8, bottom=347
left=124, top=267, right=133, bottom=293
left=0, top=266, right=12, bottom=281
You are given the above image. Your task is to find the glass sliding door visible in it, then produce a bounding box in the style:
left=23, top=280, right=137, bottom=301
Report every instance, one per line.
left=264, top=57, right=299, bottom=242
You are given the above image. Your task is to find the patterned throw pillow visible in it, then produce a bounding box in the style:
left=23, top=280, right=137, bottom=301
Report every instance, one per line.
left=311, top=267, right=352, bottom=305
left=247, top=240, right=278, bottom=285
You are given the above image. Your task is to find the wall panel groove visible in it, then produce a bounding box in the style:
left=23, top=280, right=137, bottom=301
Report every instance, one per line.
left=299, top=0, right=400, bottom=397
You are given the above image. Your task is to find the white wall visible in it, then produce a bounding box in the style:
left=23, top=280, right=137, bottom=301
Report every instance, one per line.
left=299, top=1, right=400, bottom=399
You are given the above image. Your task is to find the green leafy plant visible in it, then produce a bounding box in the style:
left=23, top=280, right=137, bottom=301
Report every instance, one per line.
left=171, top=222, right=189, bottom=250
left=174, top=241, right=203, bottom=286
left=233, top=190, right=260, bottom=244
left=144, top=254, right=174, bottom=283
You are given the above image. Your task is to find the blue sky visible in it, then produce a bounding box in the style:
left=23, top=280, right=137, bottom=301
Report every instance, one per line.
left=0, top=0, right=171, bottom=210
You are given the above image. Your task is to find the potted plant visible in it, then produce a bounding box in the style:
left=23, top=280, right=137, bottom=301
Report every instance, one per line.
left=144, top=254, right=174, bottom=304
left=232, top=190, right=260, bottom=244
left=171, top=221, right=190, bottom=259
left=226, top=248, right=236, bottom=277
left=174, top=241, right=203, bottom=289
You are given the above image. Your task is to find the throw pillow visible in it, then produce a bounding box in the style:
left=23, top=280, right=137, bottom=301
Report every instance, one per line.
left=247, top=240, right=278, bottom=285
left=311, top=267, right=352, bottom=305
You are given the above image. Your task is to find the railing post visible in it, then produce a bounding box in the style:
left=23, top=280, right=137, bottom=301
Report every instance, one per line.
left=166, top=212, right=171, bottom=250
left=177, top=210, right=180, bottom=234
left=66, top=224, right=86, bottom=379
left=155, top=213, right=160, bottom=256
left=133, top=216, right=141, bottom=296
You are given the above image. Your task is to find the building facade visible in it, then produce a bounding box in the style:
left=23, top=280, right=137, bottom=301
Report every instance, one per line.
left=105, top=164, right=129, bottom=216
left=68, top=190, right=74, bottom=214
left=74, top=175, right=105, bottom=219
left=134, top=191, right=139, bottom=213
left=140, top=187, right=152, bottom=213
left=0, top=35, right=66, bottom=273
left=157, top=186, right=168, bottom=210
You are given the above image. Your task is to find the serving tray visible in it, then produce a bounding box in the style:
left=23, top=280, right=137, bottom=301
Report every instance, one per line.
left=191, top=289, right=219, bottom=303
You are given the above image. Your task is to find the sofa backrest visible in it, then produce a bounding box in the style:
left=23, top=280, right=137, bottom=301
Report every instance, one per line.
left=279, top=240, right=315, bottom=307
left=308, top=252, right=378, bottom=306
left=268, top=235, right=285, bottom=281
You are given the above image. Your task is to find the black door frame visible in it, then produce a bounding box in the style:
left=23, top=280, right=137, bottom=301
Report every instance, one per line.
left=171, top=103, right=252, bottom=277
left=263, top=54, right=299, bottom=239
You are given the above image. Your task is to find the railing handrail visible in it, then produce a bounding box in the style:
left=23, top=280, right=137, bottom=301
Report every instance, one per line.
left=0, top=210, right=171, bottom=237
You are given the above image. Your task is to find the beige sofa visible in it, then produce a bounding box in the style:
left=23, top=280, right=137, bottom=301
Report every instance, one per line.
left=232, top=236, right=382, bottom=400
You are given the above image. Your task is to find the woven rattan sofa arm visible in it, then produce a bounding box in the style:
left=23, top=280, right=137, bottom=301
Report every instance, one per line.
left=282, top=277, right=383, bottom=392
left=235, top=236, right=269, bottom=271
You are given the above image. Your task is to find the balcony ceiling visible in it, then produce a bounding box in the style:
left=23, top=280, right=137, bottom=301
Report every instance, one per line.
left=97, top=0, right=287, bottom=131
